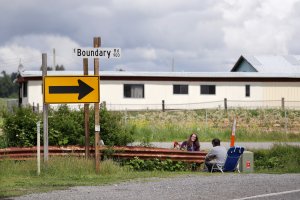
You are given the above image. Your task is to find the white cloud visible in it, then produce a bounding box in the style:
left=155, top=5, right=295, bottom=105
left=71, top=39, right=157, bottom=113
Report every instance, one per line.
left=0, top=35, right=81, bottom=73
left=0, top=0, right=299, bottom=74
left=221, top=0, right=299, bottom=55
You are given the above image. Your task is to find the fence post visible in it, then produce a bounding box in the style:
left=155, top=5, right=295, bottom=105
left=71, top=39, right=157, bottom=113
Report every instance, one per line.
left=32, top=102, right=35, bottom=112
left=101, top=101, right=107, bottom=109
left=224, top=98, right=227, bottom=111
left=37, top=103, right=39, bottom=113
left=285, top=109, right=288, bottom=134
left=162, top=100, right=165, bottom=112
left=281, top=97, right=285, bottom=110
left=37, top=121, right=41, bottom=175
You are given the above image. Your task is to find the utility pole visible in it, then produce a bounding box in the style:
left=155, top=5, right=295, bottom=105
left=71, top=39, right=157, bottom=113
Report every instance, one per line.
left=53, top=48, right=56, bottom=70
left=42, top=53, right=48, bottom=162
left=171, top=57, right=174, bottom=72
left=83, top=58, right=90, bottom=158
left=94, top=37, right=101, bottom=173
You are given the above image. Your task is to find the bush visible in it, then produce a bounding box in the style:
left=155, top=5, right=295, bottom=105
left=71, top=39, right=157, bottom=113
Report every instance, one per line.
left=1, top=105, right=135, bottom=147
left=96, top=106, right=135, bottom=146
left=48, top=105, right=84, bottom=145
left=124, top=157, right=189, bottom=171
left=2, top=107, right=40, bottom=147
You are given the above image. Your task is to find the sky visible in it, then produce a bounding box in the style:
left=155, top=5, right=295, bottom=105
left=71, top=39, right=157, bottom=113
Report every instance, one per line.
left=0, top=0, right=300, bottom=74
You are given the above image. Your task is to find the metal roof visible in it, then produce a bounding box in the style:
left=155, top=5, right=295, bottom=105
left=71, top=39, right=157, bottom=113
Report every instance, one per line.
left=233, top=55, right=300, bottom=73
left=20, top=70, right=300, bottom=79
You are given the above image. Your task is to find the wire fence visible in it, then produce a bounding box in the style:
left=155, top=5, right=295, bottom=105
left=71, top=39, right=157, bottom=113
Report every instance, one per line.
left=102, top=99, right=300, bottom=111
left=4, top=98, right=300, bottom=112
left=3, top=98, right=300, bottom=135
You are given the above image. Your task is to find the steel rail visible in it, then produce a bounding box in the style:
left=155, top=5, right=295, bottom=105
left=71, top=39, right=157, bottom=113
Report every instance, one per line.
left=0, top=146, right=207, bottom=163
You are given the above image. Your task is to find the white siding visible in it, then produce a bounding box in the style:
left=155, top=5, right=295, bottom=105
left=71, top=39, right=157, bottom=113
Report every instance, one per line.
left=24, top=80, right=300, bottom=110
left=27, top=81, right=43, bottom=108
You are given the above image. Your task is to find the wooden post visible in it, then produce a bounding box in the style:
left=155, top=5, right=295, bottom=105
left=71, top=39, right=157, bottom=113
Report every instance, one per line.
left=281, top=97, right=285, bottom=110
left=224, top=98, right=227, bottom=111
left=84, top=58, right=90, bottom=158
left=162, top=100, right=165, bottom=112
left=42, top=53, right=48, bottom=162
left=94, top=37, right=101, bottom=173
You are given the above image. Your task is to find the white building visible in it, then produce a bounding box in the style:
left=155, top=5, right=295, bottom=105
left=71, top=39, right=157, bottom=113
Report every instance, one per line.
left=17, top=69, right=300, bottom=110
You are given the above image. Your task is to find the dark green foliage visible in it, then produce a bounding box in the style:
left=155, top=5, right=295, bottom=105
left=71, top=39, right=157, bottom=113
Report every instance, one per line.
left=0, top=71, right=18, bottom=98
left=48, top=105, right=84, bottom=145
left=253, top=144, right=300, bottom=173
left=124, top=157, right=189, bottom=171
left=2, top=107, right=39, bottom=147
left=96, top=105, right=135, bottom=146
left=1, top=105, right=135, bottom=147
left=55, top=65, right=65, bottom=71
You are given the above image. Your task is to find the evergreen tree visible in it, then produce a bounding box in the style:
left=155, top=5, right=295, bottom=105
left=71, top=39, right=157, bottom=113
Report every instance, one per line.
left=0, top=71, right=18, bottom=98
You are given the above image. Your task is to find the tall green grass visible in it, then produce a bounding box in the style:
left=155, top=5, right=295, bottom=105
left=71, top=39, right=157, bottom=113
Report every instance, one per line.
left=252, top=144, right=300, bottom=173
left=125, top=109, right=300, bottom=142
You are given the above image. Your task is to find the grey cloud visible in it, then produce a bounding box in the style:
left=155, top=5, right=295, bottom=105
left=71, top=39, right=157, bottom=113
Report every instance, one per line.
left=0, top=0, right=299, bottom=74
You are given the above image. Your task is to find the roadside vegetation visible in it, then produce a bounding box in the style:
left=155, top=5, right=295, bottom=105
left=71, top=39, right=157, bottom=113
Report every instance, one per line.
left=0, top=158, right=188, bottom=198
left=0, top=144, right=299, bottom=198
left=0, top=105, right=135, bottom=148
left=252, top=144, right=300, bottom=173
left=125, top=109, right=300, bottom=143
left=0, top=105, right=300, bottom=148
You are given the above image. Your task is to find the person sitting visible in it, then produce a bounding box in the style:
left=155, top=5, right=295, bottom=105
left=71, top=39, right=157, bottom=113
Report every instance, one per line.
left=173, top=141, right=181, bottom=149
left=205, top=138, right=227, bottom=172
left=180, top=133, right=200, bottom=151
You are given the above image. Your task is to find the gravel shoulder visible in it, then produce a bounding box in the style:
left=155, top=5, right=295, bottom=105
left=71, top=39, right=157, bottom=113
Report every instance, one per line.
left=12, top=173, right=300, bottom=200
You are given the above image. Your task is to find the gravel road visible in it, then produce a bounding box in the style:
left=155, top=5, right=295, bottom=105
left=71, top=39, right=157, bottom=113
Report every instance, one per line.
left=12, top=174, right=300, bottom=200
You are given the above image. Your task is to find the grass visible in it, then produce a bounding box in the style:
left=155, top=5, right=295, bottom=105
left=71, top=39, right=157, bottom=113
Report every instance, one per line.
left=124, top=109, right=300, bottom=142
left=1, top=145, right=299, bottom=198
left=0, top=157, right=190, bottom=198
left=252, top=144, right=300, bottom=173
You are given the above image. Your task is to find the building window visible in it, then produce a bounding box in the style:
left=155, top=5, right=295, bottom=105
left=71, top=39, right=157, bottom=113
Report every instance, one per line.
left=245, top=85, right=250, bottom=97
left=173, top=85, right=188, bottom=94
left=124, top=84, right=144, bottom=98
left=201, top=85, right=215, bottom=95
left=23, top=82, right=28, bottom=97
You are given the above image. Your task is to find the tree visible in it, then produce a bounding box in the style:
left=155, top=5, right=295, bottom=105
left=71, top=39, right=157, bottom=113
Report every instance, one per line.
left=39, top=66, right=53, bottom=71
left=0, top=71, right=18, bottom=98
left=55, top=65, right=65, bottom=71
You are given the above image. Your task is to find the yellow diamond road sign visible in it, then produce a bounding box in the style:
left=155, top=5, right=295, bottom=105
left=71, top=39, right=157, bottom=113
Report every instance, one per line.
left=44, top=76, right=100, bottom=103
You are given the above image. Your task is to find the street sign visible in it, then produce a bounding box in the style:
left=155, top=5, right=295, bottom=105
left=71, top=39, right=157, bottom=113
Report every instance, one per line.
left=73, top=48, right=121, bottom=58
left=44, top=76, right=99, bottom=103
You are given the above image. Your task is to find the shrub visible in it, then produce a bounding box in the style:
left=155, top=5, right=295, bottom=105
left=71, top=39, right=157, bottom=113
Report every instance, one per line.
left=48, top=105, right=84, bottom=145
left=2, top=107, right=40, bottom=147
left=95, top=106, right=135, bottom=146
left=124, top=157, right=189, bottom=171
left=1, top=105, right=135, bottom=147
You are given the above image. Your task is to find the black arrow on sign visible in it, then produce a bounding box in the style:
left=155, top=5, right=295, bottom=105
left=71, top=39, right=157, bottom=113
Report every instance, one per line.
left=49, top=79, right=94, bottom=100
